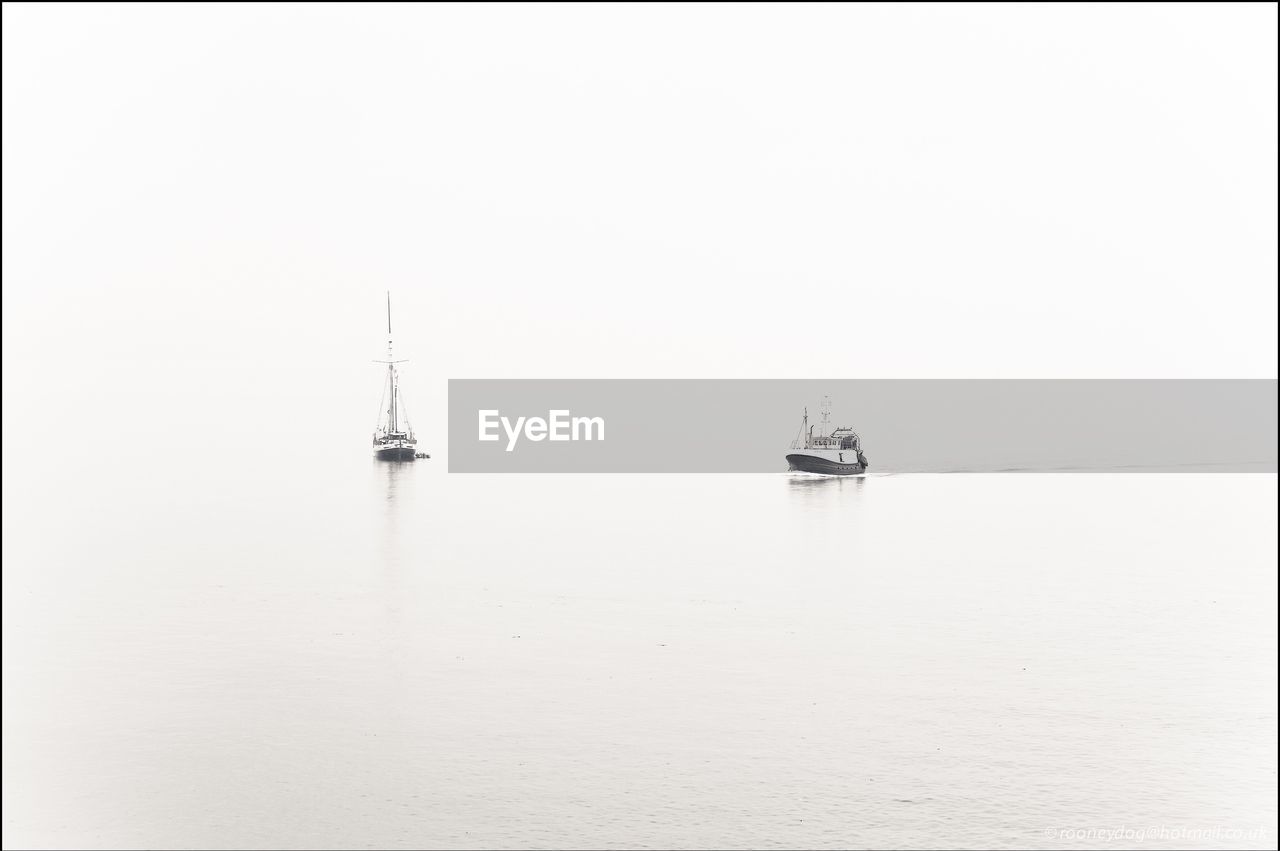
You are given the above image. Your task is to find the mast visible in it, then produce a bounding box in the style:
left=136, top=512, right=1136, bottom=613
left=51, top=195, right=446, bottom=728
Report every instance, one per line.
left=803, top=407, right=809, bottom=450
left=374, top=292, right=410, bottom=437
left=389, top=367, right=398, bottom=433
left=387, top=292, right=397, bottom=432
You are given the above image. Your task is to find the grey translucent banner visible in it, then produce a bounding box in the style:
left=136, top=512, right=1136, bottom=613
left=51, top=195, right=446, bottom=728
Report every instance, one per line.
left=447, top=380, right=1277, bottom=473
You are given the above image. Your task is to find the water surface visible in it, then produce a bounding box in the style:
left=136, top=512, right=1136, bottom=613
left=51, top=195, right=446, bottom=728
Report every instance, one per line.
left=3, top=452, right=1276, bottom=849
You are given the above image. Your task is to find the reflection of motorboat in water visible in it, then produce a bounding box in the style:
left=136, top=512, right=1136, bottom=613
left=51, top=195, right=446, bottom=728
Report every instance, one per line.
left=787, top=472, right=866, bottom=496
left=786, top=397, right=868, bottom=475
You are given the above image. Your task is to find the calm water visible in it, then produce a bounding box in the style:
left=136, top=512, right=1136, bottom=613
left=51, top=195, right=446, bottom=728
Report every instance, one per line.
left=2, top=452, right=1276, bottom=849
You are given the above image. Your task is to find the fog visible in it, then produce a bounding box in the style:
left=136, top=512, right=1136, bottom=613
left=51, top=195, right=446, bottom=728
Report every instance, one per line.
left=4, top=9, right=1277, bottom=848
left=3, top=4, right=1277, bottom=459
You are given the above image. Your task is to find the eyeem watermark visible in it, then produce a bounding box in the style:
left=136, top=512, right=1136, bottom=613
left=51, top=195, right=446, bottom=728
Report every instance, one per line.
left=1043, top=825, right=1270, bottom=844
left=478, top=409, right=605, bottom=452
left=449, top=379, right=1277, bottom=473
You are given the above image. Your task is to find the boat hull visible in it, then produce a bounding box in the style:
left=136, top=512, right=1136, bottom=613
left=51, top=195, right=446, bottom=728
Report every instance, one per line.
left=374, top=445, right=417, bottom=461
left=786, top=452, right=866, bottom=476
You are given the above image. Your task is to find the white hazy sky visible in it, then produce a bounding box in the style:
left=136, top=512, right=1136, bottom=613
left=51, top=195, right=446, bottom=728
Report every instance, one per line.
left=2, top=4, right=1277, bottom=447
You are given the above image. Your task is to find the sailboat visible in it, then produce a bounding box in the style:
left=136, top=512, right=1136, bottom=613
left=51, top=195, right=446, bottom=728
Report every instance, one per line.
left=785, top=396, right=868, bottom=475
left=372, top=293, right=421, bottom=461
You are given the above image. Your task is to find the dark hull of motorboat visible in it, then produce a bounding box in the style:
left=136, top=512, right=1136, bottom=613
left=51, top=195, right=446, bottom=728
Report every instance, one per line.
left=786, top=454, right=866, bottom=476
left=375, top=446, right=416, bottom=461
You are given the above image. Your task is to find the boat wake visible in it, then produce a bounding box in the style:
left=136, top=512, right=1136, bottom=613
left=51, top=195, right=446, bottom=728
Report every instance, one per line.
left=787, top=470, right=868, bottom=479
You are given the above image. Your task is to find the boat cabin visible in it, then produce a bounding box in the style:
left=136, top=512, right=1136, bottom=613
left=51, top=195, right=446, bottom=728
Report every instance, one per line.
left=374, top=430, right=417, bottom=445
left=809, top=427, right=860, bottom=451
left=830, top=427, right=861, bottom=451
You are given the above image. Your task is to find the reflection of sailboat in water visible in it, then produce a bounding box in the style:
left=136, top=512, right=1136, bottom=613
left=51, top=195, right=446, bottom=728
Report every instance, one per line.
left=381, top=455, right=410, bottom=501
left=372, top=293, right=427, bottom=461
left=375, top=457, right=410, bottom=644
